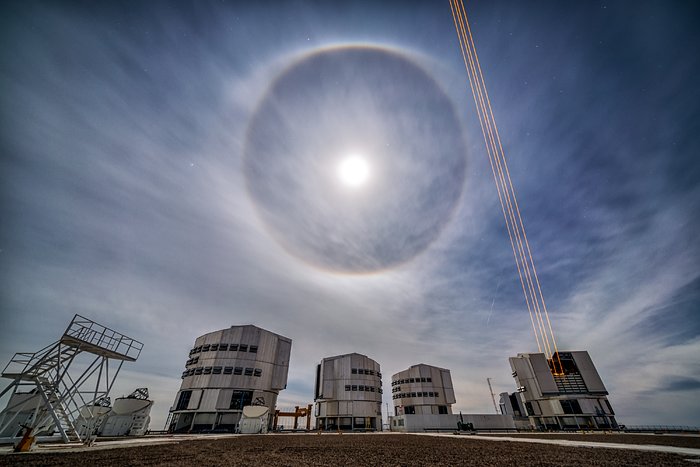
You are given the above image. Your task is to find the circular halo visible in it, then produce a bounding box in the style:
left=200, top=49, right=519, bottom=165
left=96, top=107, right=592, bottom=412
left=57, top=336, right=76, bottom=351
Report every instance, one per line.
left=243, top=44, right=467, bottom=274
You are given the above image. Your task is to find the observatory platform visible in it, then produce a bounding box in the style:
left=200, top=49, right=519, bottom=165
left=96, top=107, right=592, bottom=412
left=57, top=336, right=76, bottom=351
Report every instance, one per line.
left=0, top=314, right=143, bottom=448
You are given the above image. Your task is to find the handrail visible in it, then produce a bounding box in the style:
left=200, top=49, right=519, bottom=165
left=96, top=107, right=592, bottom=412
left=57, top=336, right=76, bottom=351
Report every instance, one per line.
left=62, top=314, right=143, bottom=360
left=2, top=314, right=144, bottom=377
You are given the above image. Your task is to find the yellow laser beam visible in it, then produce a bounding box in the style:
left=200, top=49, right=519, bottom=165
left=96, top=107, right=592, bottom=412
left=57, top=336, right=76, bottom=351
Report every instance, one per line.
left=449, top=0, right=563, bottom=374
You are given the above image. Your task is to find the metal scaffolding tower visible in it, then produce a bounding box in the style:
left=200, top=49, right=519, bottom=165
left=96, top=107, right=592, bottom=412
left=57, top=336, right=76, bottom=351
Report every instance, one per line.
left=0, top=314, right=143, bottom=446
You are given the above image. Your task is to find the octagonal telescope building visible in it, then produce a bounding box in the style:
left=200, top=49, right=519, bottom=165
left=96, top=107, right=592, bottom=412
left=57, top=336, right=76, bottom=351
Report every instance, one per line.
left=314, top=353, right=383, bottom=431
left=168, top=325, right=291, bottom=433
left=391, top=364, right=456, bottom=417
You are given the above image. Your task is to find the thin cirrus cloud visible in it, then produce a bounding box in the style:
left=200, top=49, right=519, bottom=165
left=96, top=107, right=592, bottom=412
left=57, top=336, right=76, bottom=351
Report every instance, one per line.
left=0, top=1, right=698, bottom=429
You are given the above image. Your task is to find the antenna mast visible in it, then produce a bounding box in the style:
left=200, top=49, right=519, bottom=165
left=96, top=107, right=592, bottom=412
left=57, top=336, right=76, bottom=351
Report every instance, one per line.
left=487, top=378, right=499, bottom=414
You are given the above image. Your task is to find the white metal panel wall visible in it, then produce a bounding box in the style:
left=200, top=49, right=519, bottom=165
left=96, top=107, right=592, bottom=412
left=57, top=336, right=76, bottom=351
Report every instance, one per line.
left=256, top=329, right=278, bottom=364
left=328, top=401, right=340, bottom=416
left=440, top=369, right=456, bottom=404
left=513, top=391, right=527, bottom=415
left=529, top=353, right=559, bottom=395
left=352, top=400, right=380, bottom=417
left=221, top=327, right=243, bottom=346
left=321, top=357, right=335, bottom=399
left=199, top=389, right=220, bottom=411
left=391, top=413, right=516, bottom=432
left=216, top=389, right=234, bottom=410
left=338, top=355, right=351, bottom=379
left=540, top=398, right=562, bottom=416
left=271, top=338, right=292, bottom=390
left=571, top=351, right=607, bottom=394
left=314, top=360, right=326, bottom=400
left=323, top=381, right=336, bottom=400
left=509, top=356, right=542, bottom=399
left=187, top=389, right=203, bottom=410
left=577, top=397, right=598, bottom=414
left=598, top=398, right=613, bottom=414
left=498, top=392, right=513, bottom=415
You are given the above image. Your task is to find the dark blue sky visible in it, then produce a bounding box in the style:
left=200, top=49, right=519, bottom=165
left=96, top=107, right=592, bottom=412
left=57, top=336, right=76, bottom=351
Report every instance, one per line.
left=1, top=1, right=699, bottom=427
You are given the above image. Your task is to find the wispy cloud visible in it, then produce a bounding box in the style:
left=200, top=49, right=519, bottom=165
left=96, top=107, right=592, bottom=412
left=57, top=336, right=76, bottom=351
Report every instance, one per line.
left=1, top=1, right=698, bottom=429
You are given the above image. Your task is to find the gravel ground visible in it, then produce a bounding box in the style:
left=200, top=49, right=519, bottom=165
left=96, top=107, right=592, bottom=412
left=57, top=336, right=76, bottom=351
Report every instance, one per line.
left=1, top=433, right=698, bottom=467
left=479, top=433, right=700, bottom=449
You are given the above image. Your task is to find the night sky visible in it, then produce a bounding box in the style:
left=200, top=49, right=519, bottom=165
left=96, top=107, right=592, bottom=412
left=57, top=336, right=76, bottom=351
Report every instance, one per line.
left=1, top=1, right=699, bottom=428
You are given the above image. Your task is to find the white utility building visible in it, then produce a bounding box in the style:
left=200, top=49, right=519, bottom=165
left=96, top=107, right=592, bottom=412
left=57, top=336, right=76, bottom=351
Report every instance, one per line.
left=504, top=351, right=618, bottom=430
left=238, top=406, right=270, bottom=434
left=314, top=353, right=383, bottom=431
left=168, top=325, right=292, bottom=433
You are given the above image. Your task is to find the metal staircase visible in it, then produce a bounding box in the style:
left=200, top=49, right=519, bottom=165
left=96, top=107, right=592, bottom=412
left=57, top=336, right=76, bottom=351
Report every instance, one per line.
left=0, top=314, right=143, bottom=446
left=35, top=375, right=80, bottom=442
left=5, top=344, right=80, bottom=379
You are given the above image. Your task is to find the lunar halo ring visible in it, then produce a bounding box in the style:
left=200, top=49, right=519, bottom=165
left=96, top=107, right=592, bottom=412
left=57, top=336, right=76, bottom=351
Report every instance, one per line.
left=243, top=43, right=467, bottom=275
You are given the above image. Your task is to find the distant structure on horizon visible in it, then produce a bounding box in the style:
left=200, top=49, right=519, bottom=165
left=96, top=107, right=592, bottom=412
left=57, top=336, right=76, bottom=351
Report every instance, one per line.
left=168, top=325, right=292, bottom=433
left=501, top=351, right=618, bottom=430
left=314, top=353, right=383, bottom=431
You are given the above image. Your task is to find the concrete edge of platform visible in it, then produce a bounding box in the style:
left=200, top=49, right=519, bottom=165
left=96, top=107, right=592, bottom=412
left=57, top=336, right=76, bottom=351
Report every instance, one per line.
left=416, top=432, right=700, bottom=457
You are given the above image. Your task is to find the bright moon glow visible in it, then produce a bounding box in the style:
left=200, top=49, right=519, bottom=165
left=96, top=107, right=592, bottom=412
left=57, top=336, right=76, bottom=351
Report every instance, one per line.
left=337, top=156, right=370, bottom=187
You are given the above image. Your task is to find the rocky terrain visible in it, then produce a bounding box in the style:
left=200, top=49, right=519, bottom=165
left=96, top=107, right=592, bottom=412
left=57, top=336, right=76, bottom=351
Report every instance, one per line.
left=1, top=433, right=697, bottom=466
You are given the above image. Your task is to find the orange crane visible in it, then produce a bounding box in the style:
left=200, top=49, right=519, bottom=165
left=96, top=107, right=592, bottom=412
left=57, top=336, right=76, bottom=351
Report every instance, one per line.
left=273, top=405, right=313, bottom=431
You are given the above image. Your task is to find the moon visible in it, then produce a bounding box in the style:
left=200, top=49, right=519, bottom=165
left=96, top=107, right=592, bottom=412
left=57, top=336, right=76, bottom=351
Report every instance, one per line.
left=338, top=155, right=370, bottom=188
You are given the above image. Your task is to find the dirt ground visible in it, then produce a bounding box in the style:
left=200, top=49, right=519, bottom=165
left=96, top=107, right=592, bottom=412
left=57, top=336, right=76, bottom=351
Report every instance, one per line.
left=480, top=432, right=700, bottom=449
left=1, top=433, right=698, bottom=467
